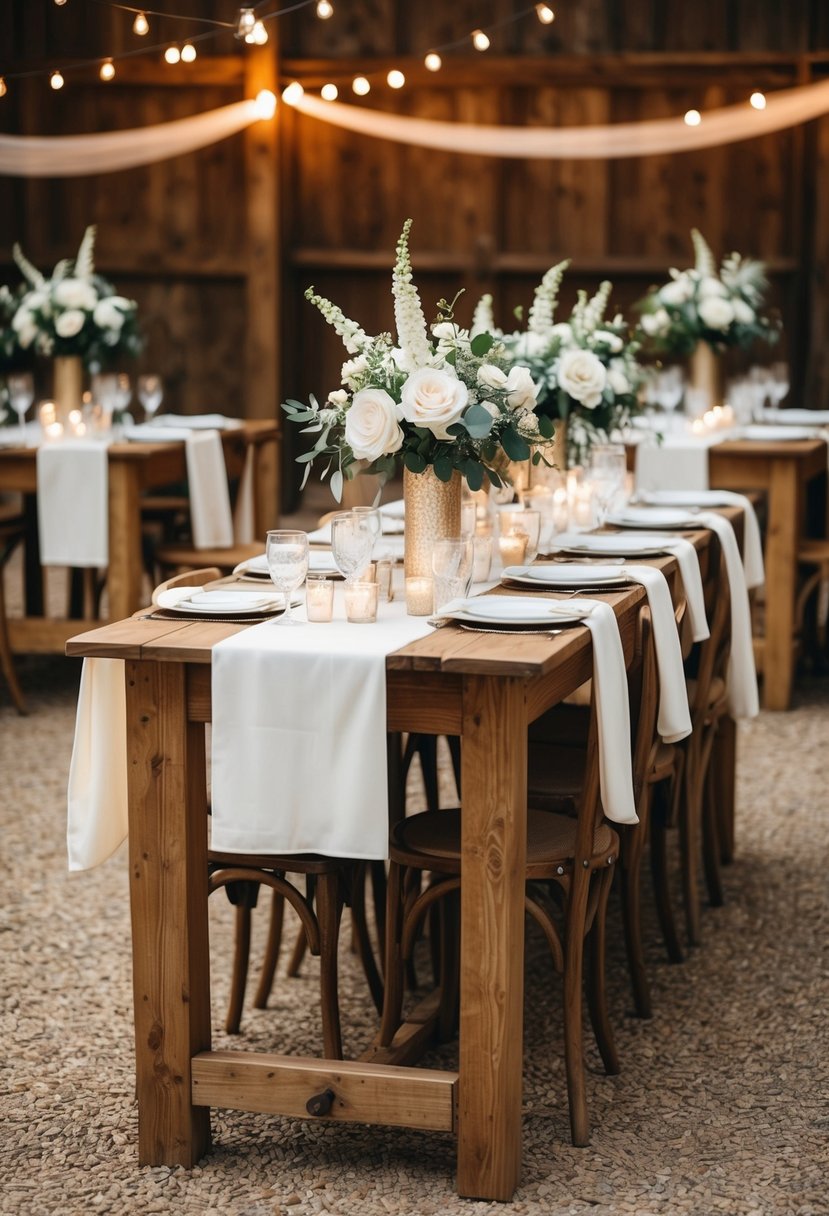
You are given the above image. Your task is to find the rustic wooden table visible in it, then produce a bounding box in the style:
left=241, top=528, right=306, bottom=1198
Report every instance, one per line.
left=0, top=419, right=278, bottom=655
left=66, top=521, right=729, bottom=1202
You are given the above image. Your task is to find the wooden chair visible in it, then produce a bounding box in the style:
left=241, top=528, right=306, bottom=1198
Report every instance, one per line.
left=795, top=538, right=829, bottom=666
left=0, top=509, right=27, bottom=714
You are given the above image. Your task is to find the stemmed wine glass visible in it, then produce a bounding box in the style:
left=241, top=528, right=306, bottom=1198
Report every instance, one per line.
left=769, top=362, right=790, bottom=409
left=7, top=373, right=34, bottom=445
left=266, top=529, right=309, bottom=625
left=588, top=443, right=627, bottom=527
left=431, top=537, right=474, bottom=611
left=330, top=512, right=374, bottom=584
left=655, top=367, right=685, bottom=431
left=137, top=374, right=163, bottom=420
left=350, top=506, right=382, bottom=554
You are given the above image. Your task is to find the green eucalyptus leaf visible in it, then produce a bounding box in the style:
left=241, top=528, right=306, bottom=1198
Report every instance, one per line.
left=470, top=332, right=495, bottom=357
left=433, top=454, right=453, bottom=482
left=463, top=403, right=495, bottom=439
left=464, top=461, right=484, bottom=492
left=501, top=426, right=531, bottom=462
left=404, top=450, right=427, bottom=474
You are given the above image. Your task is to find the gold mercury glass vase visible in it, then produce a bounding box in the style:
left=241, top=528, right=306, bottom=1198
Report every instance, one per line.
left=52, top=355, right=84, bottom=421
left=403, top=466, right=462, bottom=579
left=688, top=342, right=723, bottom=408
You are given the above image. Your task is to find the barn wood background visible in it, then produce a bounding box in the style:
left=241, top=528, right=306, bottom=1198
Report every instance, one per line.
left=1, top=1, right=828, bottom=510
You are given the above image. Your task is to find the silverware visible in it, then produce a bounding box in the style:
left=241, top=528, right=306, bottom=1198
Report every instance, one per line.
left=458, top=625, right=566, bottom=636
left=551, top=555, right=626, bottom=565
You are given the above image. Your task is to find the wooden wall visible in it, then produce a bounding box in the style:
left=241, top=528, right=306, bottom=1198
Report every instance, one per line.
left=1, top=1, right=828, bottom=509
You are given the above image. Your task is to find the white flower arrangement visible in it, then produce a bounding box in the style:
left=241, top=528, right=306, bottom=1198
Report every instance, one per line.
left=484, top=263, right=644, bottom=463
left=0, top=226, right=142, bottom=370
left=637, top=228, right=778, bottom=355
left=283, top=220, right=555, bottom=500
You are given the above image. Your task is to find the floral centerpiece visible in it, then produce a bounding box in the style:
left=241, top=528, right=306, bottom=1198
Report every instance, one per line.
left=474, top=262, right=644, bottom=465
left=636, top=229, right=777, bottom=356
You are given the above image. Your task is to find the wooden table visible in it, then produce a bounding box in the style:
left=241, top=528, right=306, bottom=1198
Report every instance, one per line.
left=0, top=419, right=278, bottom=655
left=65, top=521, right=728, bottom=1202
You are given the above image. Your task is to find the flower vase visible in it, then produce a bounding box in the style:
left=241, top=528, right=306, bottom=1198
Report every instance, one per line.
left=53, top=356, right=84, bottom=422
left=403, top=466, right=462, bottom=579
left=689, top=343, right=722, bottom=408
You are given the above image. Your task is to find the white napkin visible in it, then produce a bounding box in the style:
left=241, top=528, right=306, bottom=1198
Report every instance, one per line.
left=619, top=566, right=691, bottom=744
left=37, top=440, right=109, bottom=567
left=637, top=490, right=765, bottom=590
left=210, top=600, right=434, bottom=859
left=635, top=432, right=724, bottom=492
left=555, top=531, right=709, bottom=643
left=186, top=429, right=234, bottom=549
left=155, top=413, right=239, bottom=430
left=380, top=498, right=405, bottom=518
left=67, top=658, right=128, bottom=871
left=765, top=408, right=829, bottom=427
left=233, top=445, right=255, bottom=544
left=694, top=512, right=759, bottom=720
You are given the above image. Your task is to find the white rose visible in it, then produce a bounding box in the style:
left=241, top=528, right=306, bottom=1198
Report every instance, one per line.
left=476, top=363, right=508, bottom=391
left=698, top=276, right=728, bottom=299
left=344, top=388, right=404, bottom=461
left=698, top=296, right=734, bottom=332
left=660, top=277, right=693, bottom=306
left=505, top=365, right=538, bottom=411
left=400, top=367, right=468, bottom=438
left=108, top=295, right=133, bottom=310
left=55, top=309, right=86, bottom=338
left=22, top=289, right=49, bottom=315
left=557, top=348, right=607, bottom=409
left=341, top=355, right=368, bottom=389
left=594, top=330, right=623, bottom=352
left=607, top=367, right=630, bottom=395
left=327, top=389, right=348, bottom=406
left=53, top=278, right=98, bottom=311
left=11, top=305, right=35, bottom=333
left=641, top=308, right=671, bottom=337
left=732, top=299, right=755, bottom=325
left=93, top=299, right=125, bottom=330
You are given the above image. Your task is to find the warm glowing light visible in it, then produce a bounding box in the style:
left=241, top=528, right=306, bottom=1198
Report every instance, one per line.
left=750, top=91, right=766, bottom=110
left=536, top=3, right=555, bottom=22
left=321, top=82, right=338, bottom=101
left=316, top=0, right=334, bottom=17
left=684, top=108, right=701, bottom=126
left=387, top=69, right=405, bottom=89
left=0, top=78, right=7, bottom=98
left=181, top=42, right=197, bottom=62
left=164, top=46, right=181, bottom=64
left=236, top=7, right=256, bottom=39
left=50, top=70, right=65, bottom=90
left=99, top=59, right=115, bottom=81
left=352, top=76, right=371, bottom=96
left=253, top=89, right=277, bottom=119
left=133, top=11, right=149, bottom=35
left=246, top=20, right=268, bottom=44
left=54, top=0, right=68, bottom=6
left=424, top=51, right=442, bottom=72
left=282, top=81, right=304, bottom=105
left=472, top=29, right=490, bottom=51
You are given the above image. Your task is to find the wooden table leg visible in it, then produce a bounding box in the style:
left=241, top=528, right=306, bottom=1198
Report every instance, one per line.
left=457, top=676, right=527, bottom=1201
left=108, top=461, right=143, bottom=621
left=126, top=660, right=211, bottom=1166
left=763, top=461, right=799, bottom=710
left=712, top=715, right=737, bottom=864
left=23, top=493, right=43, bottom=616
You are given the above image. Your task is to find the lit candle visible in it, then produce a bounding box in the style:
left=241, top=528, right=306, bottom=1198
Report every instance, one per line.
left=553, top=486, right=569, bottom=532
left=498, top=530, right=528, bottom=566
left=375, top=558, right=394, bottom=602
left=44, top=421, right=64, bottom=441
left=39, top=401, right=57, bottom=428
left=406, top=576, right=434, bottom=616
left=344, top=580, right=379, bottom=623
left=703, top=409, right=716, bottom=428
left=573, top=485, right=595, bottom=530
left=305, top=575, right=334, bottom=622
left=692, top=418, right=706, bottom=435
left=472, top=534, right=493, bottom=582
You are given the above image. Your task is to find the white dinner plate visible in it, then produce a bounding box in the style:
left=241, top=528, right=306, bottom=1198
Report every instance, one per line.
left=606, top=507, right=700, bottom=530
left=234, top=551, right=340, bottom=578
left=553, top=534, right=668, bottom=558
left=502, top=563, right=630, bottom=589
left=739, top=425, right=819, bottom=442
left=443, top=595, right=591, bottom=628
left=156, top=588, right=297, bottom=616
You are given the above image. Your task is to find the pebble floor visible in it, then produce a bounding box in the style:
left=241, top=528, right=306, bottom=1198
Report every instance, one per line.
left=1, top=658, right=828, bottom=1216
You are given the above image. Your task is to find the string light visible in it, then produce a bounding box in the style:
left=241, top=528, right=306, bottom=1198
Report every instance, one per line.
left=684, top=108, right=701, bottom=126
left=181, top=43, right=197, bottom=62
left=471, top=29, right=490, bottom=51
left=164, top=46, right=181, bottom=64
left=133, top=11, right=149, bottom=35
left=536, top=3, right=555, bottom=22
left=254, top=89, right=277, bottom=119
left=750, top=91, right=767, bottom=110
left=321, top=82, right=338, bottom=101
left=235, top=7, right=256, bottom=39
left=352, top=76, right=370, bottom=96
left=316, top=0, right=334, bottom=17
left=424, top=51, right=442, bottom=72
left=54, top=0, right=68, bottom=6
left=99, top=59, right=115, bottom=81
left=50, top=69, right=65, bottom=90
left=0, top=78, right=7, bottom=98
left=246, top=20, right=268, bottom=45
left=387, top=69, right=405, bottom=89
left=282, top=81, right=304, bottom=105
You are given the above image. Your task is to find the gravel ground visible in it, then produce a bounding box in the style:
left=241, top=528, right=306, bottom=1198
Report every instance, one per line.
left=1, top=657, right=828, bottom=1216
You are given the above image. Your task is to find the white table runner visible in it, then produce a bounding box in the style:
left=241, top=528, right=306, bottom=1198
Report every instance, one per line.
left=36, top=440, right=109, bottom=567
left=634, top=431, right=725, bottom=492
left=67, top=657, right=127, bottom=871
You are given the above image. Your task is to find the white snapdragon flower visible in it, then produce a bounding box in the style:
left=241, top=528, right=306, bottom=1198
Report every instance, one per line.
left=344, top=388, right=404, bottom=461
left=510, top=331, right=548, bottom=359
left=593, top=330, right=623, bottom=352
left=93, top=299, right=125, bottom=330
left=55, top=309, right=86, bottom=338
left=698, top=296, right=734, bottom=331
left=341, top=355, right=369, bottom=389
left=505, top=365, right=538, bottom=412
left=400, top=367, right=468, bottom=438
left=53, top=278, right=98, bottom=311
left=11, top=306, right=37, bottom=348
left=551, top=322, right=573, bottom=342
left=477, top=363, right=508, bottom=391
left=557, top=348, right=607, bottom=409
left=640, top=308, right=671, bottom=337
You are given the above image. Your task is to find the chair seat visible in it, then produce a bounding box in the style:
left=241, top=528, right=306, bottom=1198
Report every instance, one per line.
left=649, top=739, right=677, bottom=783
left=686, top=675, right=726, bottom=713
left=798, top=538, right=829, bottom=565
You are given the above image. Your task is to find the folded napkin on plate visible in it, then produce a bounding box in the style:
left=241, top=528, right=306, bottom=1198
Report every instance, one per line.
left=635, top=431, right=726, bottom=492
left=186, top=429, right=234, bottom=549
left=638, top=490, right=764, bottom=590
left=210, top=603, right=434, bottom=859
left=37, top=440, right=109, bottom=567
left=555, top=531, right=709, bottom=643
left=67, top=658, right=128, bottom=871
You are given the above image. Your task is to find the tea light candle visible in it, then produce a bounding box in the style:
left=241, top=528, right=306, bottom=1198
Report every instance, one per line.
left=406, top=576, right=434, bottom=616
left=375, top=558, right=394, bottom=602
left=498, top=529, right=528, bottom=566
left=572, top=485, right=595, bottom=530
left=44, top=421, right=64, bottom=441
left=553, top=486, right=569, bottom=532
left=39, top=401, right=57, bottom=428
left=305, top=575, right=334, bottom=622
left=691, top=418, right=706, bottom=436
left=472, top=534, right=493, bottom=582
left=345, top=580, right=379, bottom=623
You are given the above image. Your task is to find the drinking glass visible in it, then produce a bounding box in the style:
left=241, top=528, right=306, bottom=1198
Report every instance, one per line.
left=350, top=506, right=382, bottom=554
left=266, top=529, right=309, bottom=626
left=499, top=507, right=542, bottom=563
left=91, top=373, right=119, bottom=417
left=656, top=367, right=684, bottom=431
left=115, top=373, right=132, bottom=413
left=770, top=362, right=790, bottom=408
left=431, top=537, right=473, bottom=611
left=588, top=444, right=627, bottom=527
left=137, top=374, right=163, bottom=420
left=7, top=373, right=34, bottom=445
left=330, top=511, right=374, bottom=584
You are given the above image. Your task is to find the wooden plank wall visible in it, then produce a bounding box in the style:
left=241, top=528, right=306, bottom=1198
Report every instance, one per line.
left=1, top=1, right=828, bottom=509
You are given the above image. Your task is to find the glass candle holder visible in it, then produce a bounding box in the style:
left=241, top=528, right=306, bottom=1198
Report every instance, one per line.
left=405, top=576, right=434, bottom=616
left=305, top=574, right=334, bottom=622
left=344, top=579, right=379, bottom=623
left=375, top=558, right=394, bottom=602
left=498, top=529, right=528, bottom=567
left=472, top=534, right=493, bottom=583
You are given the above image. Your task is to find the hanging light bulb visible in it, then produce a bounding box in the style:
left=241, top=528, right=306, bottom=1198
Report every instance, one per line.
left=246, top=20, right=268, bottom=45
left=424, top=51, right=442, bottom=72
left=282, top=81, right=304, bottom=105
left=750, top=91, right=766, bottom=110
left=181, top=43, right=197, bottom=62
left=321, top=82, right=338, bottom=101
left=254, top=89, right=277, bottom=119
left=471, top=29, right=490, bottom=51
left=133, top=11, right=149, bottom=35
left=50, top=70, right=65, bottom=90
left=54, top=0, right=68, bottom=6
left=235, top=7, right=256, bottom=39
left=316, top=0, right=334, bottom=17
left=99, top=59, right=115, bottom=81
left=535, top=3, right=555, bottom=22
left=0, top=78, right=7, bottom=98
left=164, top=46, right=181, bottom=64
left=387, top=69, right=405, bottom=89
left=352, top=76, right=370, bottom=96
left=684, top=108, right=701, bottom=126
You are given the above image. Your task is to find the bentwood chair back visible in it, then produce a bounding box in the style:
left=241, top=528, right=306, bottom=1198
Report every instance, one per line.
left=0, top=509, right=28, bottom=714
